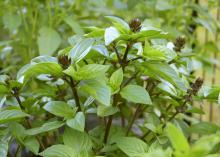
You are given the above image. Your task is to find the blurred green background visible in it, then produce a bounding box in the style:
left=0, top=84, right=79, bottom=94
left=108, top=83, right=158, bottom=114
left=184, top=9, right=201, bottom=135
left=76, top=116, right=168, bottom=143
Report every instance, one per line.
left=0, top=0, right=219, bottom=121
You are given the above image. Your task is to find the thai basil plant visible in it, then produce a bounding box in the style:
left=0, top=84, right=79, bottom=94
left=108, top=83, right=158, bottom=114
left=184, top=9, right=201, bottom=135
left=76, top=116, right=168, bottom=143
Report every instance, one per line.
left=1, top=16, right=220, bottom=157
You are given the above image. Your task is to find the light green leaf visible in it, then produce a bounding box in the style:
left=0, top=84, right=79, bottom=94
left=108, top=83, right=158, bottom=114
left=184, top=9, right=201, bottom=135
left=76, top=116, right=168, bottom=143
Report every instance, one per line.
left=92, top=45, right=109, bottom=57
left=17, top=62, right=63, bottom=83
left=0, top=109, right=29, bottom=124
left=0, top=139, right=9, bottom=157
left=66, top=112, right=85, bottom=132
left=64, top=16, right=84, bottom=35
left=24, top=137, right=39, bottom=155
left=63, top=127, right=92, bottom=153
left=120, top=85, right=152, bottom=105
left=166, top=123, right=190, bottom=153
left=143, top=45, right=176, bottom=62
left=157, top=81, right=177, bottom=96
left=141, top=62, right=187, bottom=92
left=132, top=27, right=168, bottom=40
left=31, top=55, right=58, bottom=63
left=97, top=105, right=119, bottom=117
left=37, top=27, right=61, bottom=55
left=43, top=101, right=76, bottom=118
left=156, top=0, right=174, bottom=11
left=105, top=16, right=129, bottom=33
left=3, top=13, right=21, bottom=32
left=105, top=27, right=120, bottom=46
left=80, top=79, right=111, bottom=106
left=109, top=68, right=123, bottom=94
left=70, top=38, right=94, bottom=63
left=116, top=137, right=148, bottom=157
left=64, top=64, right=110, bottom=80
left=143, top=46, right=166, bottom=61
left=39, top=144, right=76, bottom=157
left=25, top=121, right=64, bottom=135
left=187, top=133, right=220, bottom=157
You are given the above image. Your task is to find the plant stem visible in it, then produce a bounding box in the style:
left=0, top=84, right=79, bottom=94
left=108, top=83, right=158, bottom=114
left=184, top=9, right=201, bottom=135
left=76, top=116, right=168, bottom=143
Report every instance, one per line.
left=113, top=45, right=123, bottom=66
left=104, top=115, right=113, bottom=143
left=103, top=95, right=117, bottom=143
left=126, top=104, right=142, bottom=136
left=69, top=77, right=81, bottom=111
left=15, top=145, right=20, bottom=157
left=122, top=43, right=131, bottom=63
left=122, top=71, right=139, bottom=87
left=12, top=90, right=45, bottom=150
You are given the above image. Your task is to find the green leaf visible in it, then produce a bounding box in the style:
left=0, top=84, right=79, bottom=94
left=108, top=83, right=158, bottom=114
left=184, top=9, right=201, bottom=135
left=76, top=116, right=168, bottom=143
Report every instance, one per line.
left=0, top=85, right=8, bottom=94
left=97, top=105, right=119, bottom=117
left=143, top=45, right=166, bottom=61
left=24, top=137, right=39, bottom=155
left=37, top=27, right=61, bottom=55
left=166, top=123, right=190, bottom=153
left=0, top=75, right=10, bottom=85
left=143, top=45, right=176, bottom=62
left=63, top=127, right=92, bottom=153
left=3, top=12, right=21, bottom=32
left=64, top=16, right=84, bottom=35
left=141, top=62, right=187, bottom=92
left=70, top=38, right=94, bottom=63
left=80, top=79, right=111, bottom=106
left=92, top=45, right=109, bottom=57
left=187, top=133, right=220, bottom=157
left=132, top=27, right=168, bottom=40
left=109, top=68, right=123, bottom=94
left=66, top=112, right=85, bottom=132
left=105, top=27, right=120, bottom=46
left=43, top=101, right=76, bottom=118
left=25, top=121, right=64, bottom=135
left=156, top=0, right=174, bottom=11
left=0, top=139, right=9, bottom=157
left=17, top=62, right=63, bottom=83
left=157, top=81, right=177, bottom=96
left=39, top=144, right=76, bottom=157
left=0, top=109, right=29, bottom=124
left=120, top=85, right=152, bottom=105
left=105, top=16, right=129, bottom=33
left=116, top=137, right=148, bottom=157
left=9, top=122, right=26, bottom=143
left=139, top=149, right=169, bottom=157
left=64, top=64, right=110, bottom=80
left=189, top=122, right=220, bottom=135
left=85, top=26, right=105, bottom=38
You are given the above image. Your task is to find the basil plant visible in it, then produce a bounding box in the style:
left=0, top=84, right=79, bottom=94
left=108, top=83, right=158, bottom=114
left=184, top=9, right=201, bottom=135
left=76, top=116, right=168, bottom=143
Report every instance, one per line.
left=0, top=16, right=220, bottom=157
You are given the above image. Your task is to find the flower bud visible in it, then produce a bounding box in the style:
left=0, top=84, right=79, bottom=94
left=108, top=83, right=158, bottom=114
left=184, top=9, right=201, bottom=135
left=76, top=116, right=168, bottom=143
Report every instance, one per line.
left=173, top=37, right=185, bottom=52
left=129, top=18, right=142, bottom=32
left=58, top=55, right=71, bottom=69
left=190, top=77, right=203, bottom=95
